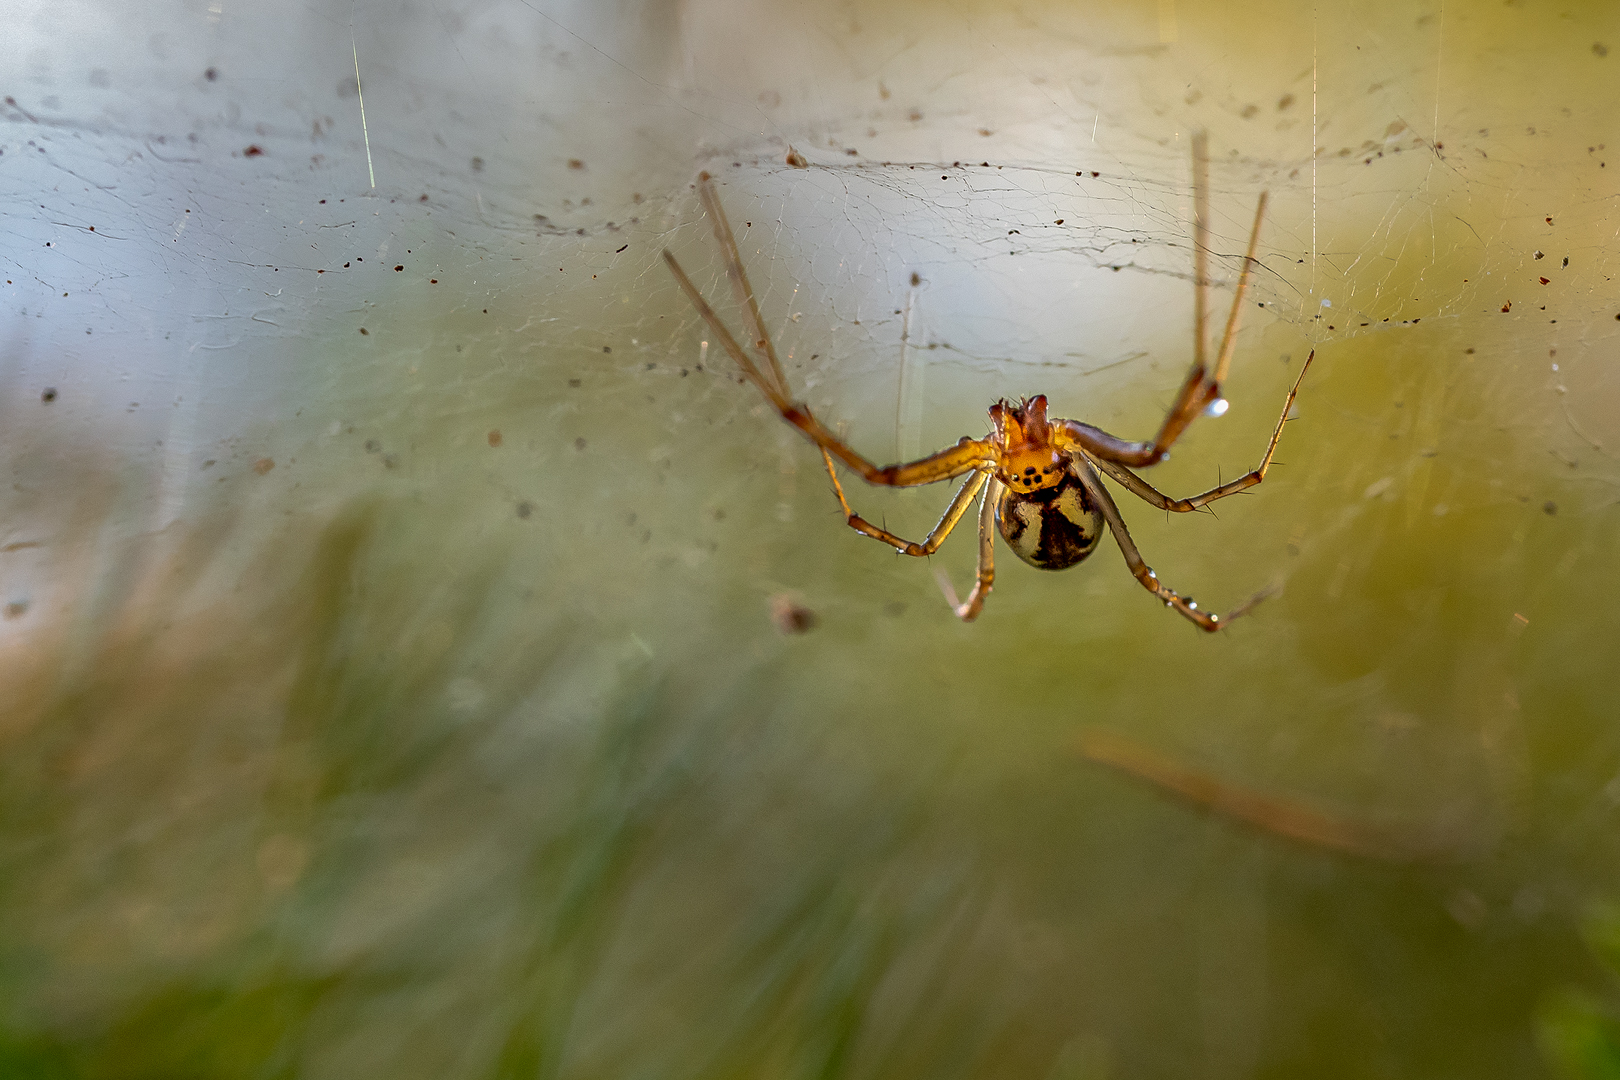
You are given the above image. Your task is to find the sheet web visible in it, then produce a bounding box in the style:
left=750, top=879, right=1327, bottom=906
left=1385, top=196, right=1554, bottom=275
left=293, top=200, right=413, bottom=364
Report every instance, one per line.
left=642, top=142, right=1408, bottom=461
left=616, top=117, right=1620, bottom=624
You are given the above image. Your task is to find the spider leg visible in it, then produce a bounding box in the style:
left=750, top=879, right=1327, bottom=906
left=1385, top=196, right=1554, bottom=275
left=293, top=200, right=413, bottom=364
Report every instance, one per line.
left=1071, top=458, right=1270, bottom=632
left=1149, top=188, right=1268, bottom=455
left=694, top=176, right=791, bottom=400
left=1051, top=143, right=1268, bottom=469
left=1191, top=130, right=1211, bottom=380
left=934, top=477, right=1001, bottom=621
left=822, top=451, right=989, bottom=555
left=1087, top=350, right=1314, bottom=512
left=1208, top=201, right=1267, bottom=391
left=664, top=189, right=997, bottom=489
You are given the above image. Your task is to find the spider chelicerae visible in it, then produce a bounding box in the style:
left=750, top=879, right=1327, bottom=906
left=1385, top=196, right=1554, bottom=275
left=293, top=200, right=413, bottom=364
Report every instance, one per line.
left=663, top=135, right=1313, bottom=630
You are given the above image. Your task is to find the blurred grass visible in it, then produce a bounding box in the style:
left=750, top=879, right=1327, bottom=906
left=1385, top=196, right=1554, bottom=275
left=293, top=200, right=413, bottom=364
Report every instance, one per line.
left=0, top=497, right=1014, bottom=1079
left=1539, top=904, right=1620, bottom=1080
left=0, top=452, right=1610, bottom=1078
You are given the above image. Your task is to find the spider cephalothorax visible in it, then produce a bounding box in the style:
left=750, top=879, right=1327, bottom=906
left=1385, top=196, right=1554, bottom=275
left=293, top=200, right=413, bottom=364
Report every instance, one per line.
left=989, top=396, right=1066, bottom=493
left=663, top=135, right=1313, bottom=629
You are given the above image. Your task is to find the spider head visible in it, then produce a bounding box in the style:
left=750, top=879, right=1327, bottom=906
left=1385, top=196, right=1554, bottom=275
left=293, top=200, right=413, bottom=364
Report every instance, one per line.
left=990, top=395, right=1066, bottom=492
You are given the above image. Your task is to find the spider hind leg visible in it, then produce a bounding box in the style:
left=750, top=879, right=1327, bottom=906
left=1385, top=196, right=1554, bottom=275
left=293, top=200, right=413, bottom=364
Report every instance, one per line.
left=1071, top=456, right=1270, bottom=632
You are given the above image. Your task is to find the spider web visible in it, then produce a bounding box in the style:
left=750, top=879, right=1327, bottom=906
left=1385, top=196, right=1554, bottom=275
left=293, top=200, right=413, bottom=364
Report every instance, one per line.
left=2, top=1, right=1619, bottom=1077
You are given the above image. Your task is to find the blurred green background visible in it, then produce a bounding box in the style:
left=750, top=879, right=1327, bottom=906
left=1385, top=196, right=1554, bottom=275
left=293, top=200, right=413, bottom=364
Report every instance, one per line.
left=3, top=0, right=1620, bottom=1076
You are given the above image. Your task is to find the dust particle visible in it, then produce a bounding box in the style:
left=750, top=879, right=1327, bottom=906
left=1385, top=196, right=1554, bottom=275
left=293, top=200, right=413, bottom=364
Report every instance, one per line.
left=487, top=429, right=503, bottom=448
left=252, top=458, right=275, bottom=475
left=771, top=594, right=817, bottom=634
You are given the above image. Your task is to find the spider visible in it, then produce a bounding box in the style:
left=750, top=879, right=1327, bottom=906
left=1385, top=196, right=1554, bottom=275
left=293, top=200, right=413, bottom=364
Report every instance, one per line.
left=662, top=135, right=1313, bottom=629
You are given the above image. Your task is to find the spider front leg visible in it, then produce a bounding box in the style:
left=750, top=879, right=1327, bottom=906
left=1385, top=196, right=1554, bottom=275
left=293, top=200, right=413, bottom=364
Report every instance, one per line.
left=934, top=476, right=1002, bottom=621
left=1056, top=133, right=1269, bottom=470
left=820, top=450, right=988, bottom=556
left=1071, top=458, right=1268, bottom=632
left=663, top=247, right=996, bottom=488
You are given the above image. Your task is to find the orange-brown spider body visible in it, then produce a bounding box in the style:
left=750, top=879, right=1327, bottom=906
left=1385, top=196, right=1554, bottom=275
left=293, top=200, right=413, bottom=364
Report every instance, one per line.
left=988, top=396, right=1105, bottom=570
left=990, top=394, right=1066, bottom=493
left=663, top=137, right=1314, bottom=630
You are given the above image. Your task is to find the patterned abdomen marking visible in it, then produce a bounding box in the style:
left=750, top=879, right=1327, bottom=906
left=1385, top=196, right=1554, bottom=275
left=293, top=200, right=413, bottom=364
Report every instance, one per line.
left=996, top=470, right=1105, bottom=570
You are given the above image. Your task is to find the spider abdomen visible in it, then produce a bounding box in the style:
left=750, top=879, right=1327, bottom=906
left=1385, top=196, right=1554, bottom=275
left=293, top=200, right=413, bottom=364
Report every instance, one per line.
left=995, top=470, right=1105, bottom=570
